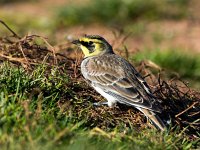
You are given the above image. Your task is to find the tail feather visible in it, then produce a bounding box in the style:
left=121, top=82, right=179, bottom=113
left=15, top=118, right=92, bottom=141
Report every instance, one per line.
left=138, top=108, right=166, bottom=131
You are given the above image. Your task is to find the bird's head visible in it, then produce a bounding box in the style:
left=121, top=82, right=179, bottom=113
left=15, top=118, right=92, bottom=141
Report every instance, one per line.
left=72, top=35, right=113, bottom=57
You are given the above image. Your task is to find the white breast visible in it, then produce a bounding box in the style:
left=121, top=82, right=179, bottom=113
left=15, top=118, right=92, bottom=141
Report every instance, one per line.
left=92, top=86, right=117, bottom=107
left=81, top=58, right=117, bottom=107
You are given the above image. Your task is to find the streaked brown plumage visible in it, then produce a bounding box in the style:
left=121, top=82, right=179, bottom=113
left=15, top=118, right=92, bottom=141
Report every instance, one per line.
left=73, top=35, right=166, bottom=131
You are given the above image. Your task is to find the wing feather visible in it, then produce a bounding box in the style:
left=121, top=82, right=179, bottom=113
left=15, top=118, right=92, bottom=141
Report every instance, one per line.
left=81, top=54, right=160, bottom=112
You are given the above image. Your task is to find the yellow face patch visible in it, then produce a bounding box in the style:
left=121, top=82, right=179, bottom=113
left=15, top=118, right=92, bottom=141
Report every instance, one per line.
left=78, top=38, right=105, bottom=57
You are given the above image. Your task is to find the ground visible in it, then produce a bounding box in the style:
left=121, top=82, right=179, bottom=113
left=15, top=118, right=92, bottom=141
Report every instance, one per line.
left=0, top=0, right=199, bottom=149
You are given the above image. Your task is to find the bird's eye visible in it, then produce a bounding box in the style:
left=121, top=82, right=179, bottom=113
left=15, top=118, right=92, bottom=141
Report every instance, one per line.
left=89, top=41, right=93, bottom=45
left=80, top=41, right=93, bottom=47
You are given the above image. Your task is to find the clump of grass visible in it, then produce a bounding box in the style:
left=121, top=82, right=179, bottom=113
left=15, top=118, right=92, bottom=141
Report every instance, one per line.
left=0, top=63, right=198, bottom=150
left=0, top=63, right=81, bottom=150
left=132, top=49, right=200, bottom=81
left=56, top=0, right=188, bottom=27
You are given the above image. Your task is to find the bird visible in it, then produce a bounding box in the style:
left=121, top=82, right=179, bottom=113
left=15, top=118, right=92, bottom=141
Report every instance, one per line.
left=72, top=34, right=166, bottom=131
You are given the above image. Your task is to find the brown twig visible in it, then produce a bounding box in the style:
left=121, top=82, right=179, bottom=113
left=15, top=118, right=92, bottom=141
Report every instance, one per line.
left=123, top=45, right=129, bottom=60
left=175, top=102, right=198, bottom=118
left=38, top=36, right=58, bottom=65
left=0, top=52, right=28, bottom=63
left=188, top=111, right=200, bottom=117
left=18, top=43, right=30, bottom=67
left=73, top=48, right=82, bottom=78
left=0, top=20, right=21, bottom=39
left=19, top=34, right=58, bottom=65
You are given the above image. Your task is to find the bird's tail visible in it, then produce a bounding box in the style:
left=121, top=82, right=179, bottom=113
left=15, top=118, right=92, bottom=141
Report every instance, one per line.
left=138, top=108, right=166, bottom=131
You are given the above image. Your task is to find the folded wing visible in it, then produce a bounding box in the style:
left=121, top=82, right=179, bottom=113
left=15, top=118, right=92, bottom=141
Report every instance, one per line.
left=82, top=54, right=161, bottom=112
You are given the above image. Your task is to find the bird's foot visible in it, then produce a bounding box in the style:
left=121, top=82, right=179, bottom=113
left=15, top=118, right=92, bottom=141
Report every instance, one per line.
left=93, top=101, right=108, bottom=107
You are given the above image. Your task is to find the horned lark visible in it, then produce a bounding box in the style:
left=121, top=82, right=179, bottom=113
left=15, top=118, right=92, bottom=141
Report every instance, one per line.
left=72, top=35, right=166, bottom=131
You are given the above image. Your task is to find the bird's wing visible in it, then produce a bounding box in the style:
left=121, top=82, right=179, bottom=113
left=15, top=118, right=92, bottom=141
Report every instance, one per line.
left=82, top=55, right=160, bottom=112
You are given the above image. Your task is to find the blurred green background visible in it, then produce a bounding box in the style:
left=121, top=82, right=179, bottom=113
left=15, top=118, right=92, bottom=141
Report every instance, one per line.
left=1, top=0, right=200, bottom=88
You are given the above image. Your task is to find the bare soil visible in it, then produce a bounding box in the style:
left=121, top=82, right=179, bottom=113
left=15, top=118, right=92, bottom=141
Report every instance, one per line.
left=1, top=0, right=200, bottom=54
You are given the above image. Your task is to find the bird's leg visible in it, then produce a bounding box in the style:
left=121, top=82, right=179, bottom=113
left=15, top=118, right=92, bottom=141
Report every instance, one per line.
left=93, top=99, right=117, bottom=107
left=93, top=101, right=108, bottom=106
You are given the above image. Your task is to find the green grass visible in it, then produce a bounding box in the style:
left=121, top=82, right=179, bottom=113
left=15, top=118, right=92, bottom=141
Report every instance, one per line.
left=56, top=0, right=189, bottom=27
left=132, top=49, right=200, bottom=81
left=0, top=62, right=199, bottom=150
